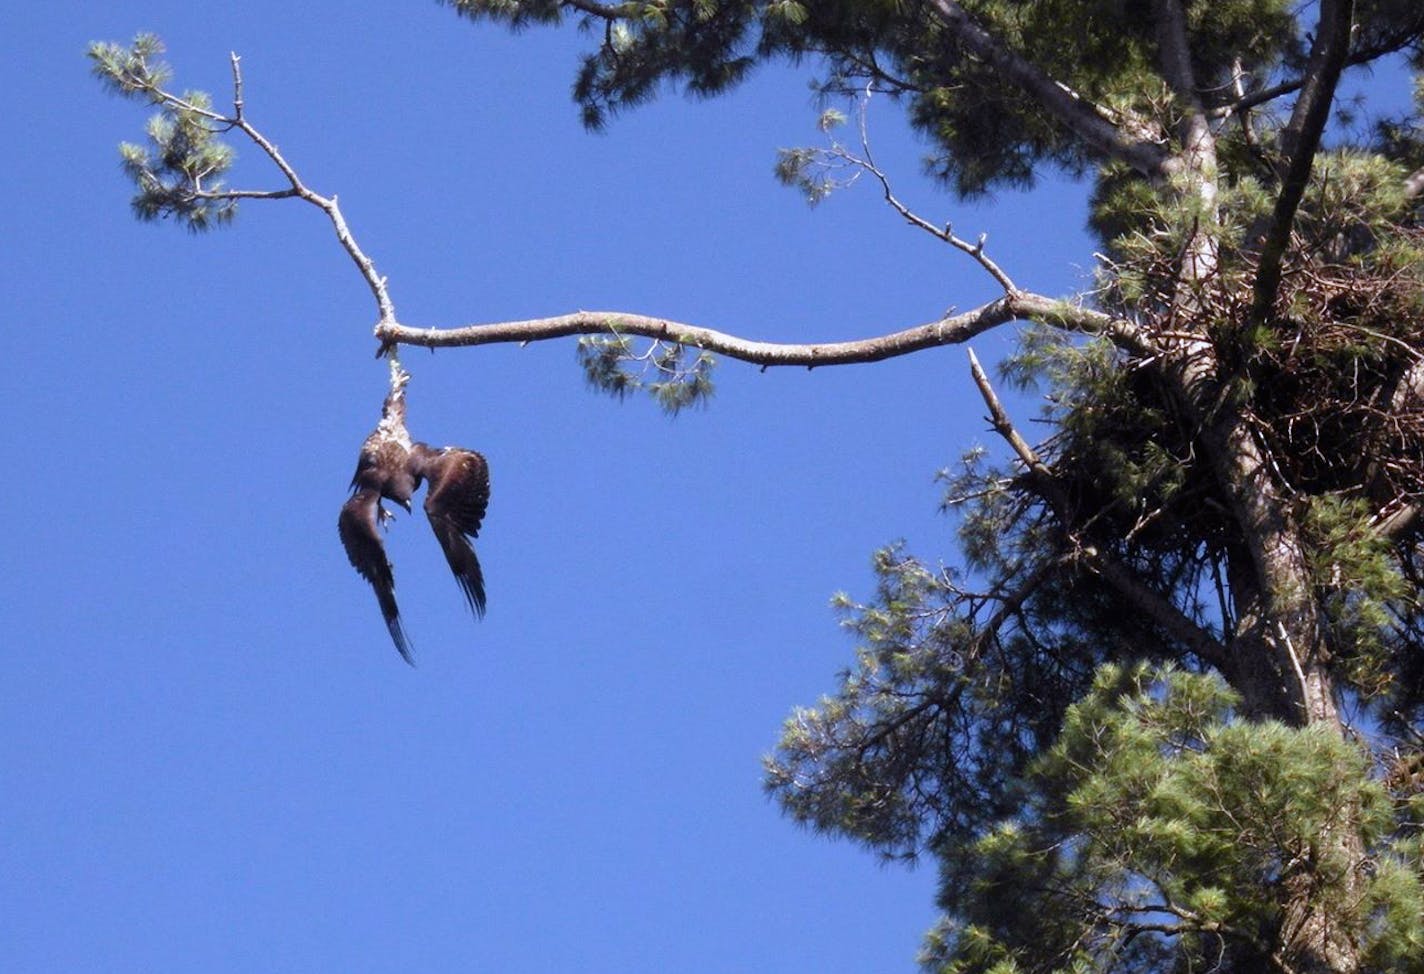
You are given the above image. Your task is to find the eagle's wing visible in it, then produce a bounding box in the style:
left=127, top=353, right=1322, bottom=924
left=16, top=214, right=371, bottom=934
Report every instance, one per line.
left=420, top=448, right=490, bottom=618
left=339, top=486, right=414, bottom=664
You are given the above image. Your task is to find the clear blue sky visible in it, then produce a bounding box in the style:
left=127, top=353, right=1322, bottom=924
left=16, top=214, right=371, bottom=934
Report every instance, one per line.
left=3, top=4, right=1406, bottom=972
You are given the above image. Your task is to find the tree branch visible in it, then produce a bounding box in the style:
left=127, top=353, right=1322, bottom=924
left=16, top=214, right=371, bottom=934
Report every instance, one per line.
left=965, top=348, right=1226, bottom=667
left=103, top=47, right=400, bottom=329
left=1211, top=31, right=1423, bottom=121
left=222, top=54, right=397, bottom=326
left=846, top=94, right=1018, bottom=293
left=1152, top=0, right=1219, bottom=283
left=1250, top=0, right=1356, bottom=323
left=1373, top=358, right=1424, bottom=541
left=970, top=559, right=1059, bottom=654
left=193, top=187, right=300, bottom=201
left=374, top=292, right=1155, bottom=365
left=922, top=0, right=1172, bottom=180
left=381, top=301, right=1016, bottom=366
left=793, top=90, right=1018, bottom=292
left=103, top=39, right=1162, bottom=383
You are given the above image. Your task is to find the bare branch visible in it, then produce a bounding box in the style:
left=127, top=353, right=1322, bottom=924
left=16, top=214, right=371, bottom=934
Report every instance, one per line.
left=229, top=48, right=246, bottom=120
left=381, top=301, right=1017, bottom=367
left=222, top=54, right=396, bottom=325
left=1213, top=77, right=1307, bottom=119
left=843, top=94, right=1018, bottom=293
left=789, top=91, right=1019, bottom=292
left=375, top=292, right=1155, bottom=365
left=923, top=0, right=1172, bottom=180
left=967, top=347, right=1053, bottom=479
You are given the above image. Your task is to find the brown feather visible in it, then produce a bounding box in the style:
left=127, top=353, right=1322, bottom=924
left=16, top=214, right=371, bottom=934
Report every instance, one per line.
left=413, top=446, right=490, bottom=618
left=340, top=377, right=491, bottom=659
left=338, top=487, right=414, bottom=664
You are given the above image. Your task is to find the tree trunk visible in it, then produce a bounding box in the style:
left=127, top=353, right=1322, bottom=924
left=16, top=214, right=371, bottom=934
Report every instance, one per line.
left=1160, top=333, right=1366, bottom=973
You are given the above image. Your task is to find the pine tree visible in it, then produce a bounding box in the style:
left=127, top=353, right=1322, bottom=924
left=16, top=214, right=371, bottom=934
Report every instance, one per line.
left=92, top=3, right=1424, bottom=971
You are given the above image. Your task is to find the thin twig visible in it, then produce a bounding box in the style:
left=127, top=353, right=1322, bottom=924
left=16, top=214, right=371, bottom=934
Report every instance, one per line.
left=839, top=91, right=1018, bottom=293
left=140, top=53, right=398, bottom=329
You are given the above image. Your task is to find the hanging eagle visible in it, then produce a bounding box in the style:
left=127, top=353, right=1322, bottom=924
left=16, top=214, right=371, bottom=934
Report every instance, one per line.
left=338, top=367, right=490, bottom=663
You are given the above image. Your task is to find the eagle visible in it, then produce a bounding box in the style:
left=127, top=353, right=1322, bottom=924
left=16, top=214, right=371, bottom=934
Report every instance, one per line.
left=338, top=369, right=490, bottom=663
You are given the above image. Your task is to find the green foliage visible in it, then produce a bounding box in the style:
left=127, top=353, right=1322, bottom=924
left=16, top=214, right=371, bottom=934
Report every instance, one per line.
left=766, top=542, right=1032, bottom=859
left=576, top=332, right=716, bottom=414
left=88, top=34, right=171, bottom=94
left=441, top=1, right=1422, bottom=197
left=938, top=445, right=1019, bottom=574
left=773, top=147, right=833, bottom=205
left=773, top=145, right=858, bottom=206
left=438, top=0, right=568, bottom=29
left=997, top=325, right=1226, bottom=569
left=764, top=535, right=1186, bottom=866
left=1302, top=496, right=1409, bottom=696
left=433, top=1, right=1197, bottom=195
left=771, top=108, right=856, bottom=204
left=766, top=178, right=1424, bottom=961
left=88, top=36, right=237, bottom=231
left=918, top=664, right=1424, bottom=973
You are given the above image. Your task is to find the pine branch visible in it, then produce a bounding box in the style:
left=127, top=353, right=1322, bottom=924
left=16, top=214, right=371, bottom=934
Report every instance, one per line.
left=966, top=348, right=1227, bottom=667
left=922, top=0, right=1172, bottom=181
left=380, top=302, right=1015, bottom=366
left=97, top=37, right=1161, bottom=391
left=1251, top=0, right=1357, bottom=324
left=92, top=40, right=398, bottom=329
left=563, top=0, right=625, bottom=17
left=1211, top=30, right=1424, bottom=121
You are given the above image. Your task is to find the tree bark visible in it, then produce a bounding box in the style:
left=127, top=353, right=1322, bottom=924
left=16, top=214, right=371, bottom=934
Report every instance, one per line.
left=1166, top=339, right=1364, bottom=974
left=1141, top=0, right=1365, bottom=964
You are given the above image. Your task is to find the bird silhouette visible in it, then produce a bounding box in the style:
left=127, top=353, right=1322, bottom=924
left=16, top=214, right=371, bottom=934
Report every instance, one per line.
left=339, top=368, right=489, bottom=663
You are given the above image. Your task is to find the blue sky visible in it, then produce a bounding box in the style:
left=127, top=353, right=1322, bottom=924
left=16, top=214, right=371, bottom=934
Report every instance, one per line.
left=4, top=3, right=1408, bottom=972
